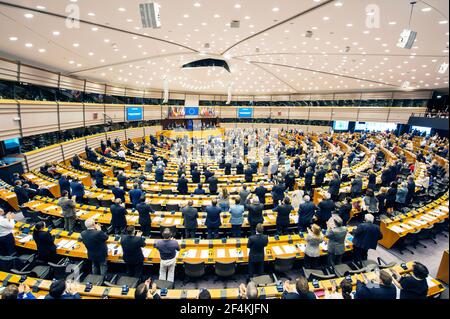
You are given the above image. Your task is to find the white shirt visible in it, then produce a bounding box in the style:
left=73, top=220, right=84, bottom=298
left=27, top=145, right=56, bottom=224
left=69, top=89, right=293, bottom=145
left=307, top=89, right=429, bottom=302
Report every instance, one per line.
left=117, top=150, right=126, bottom=159
left=0, top=216, right=15, bottom=237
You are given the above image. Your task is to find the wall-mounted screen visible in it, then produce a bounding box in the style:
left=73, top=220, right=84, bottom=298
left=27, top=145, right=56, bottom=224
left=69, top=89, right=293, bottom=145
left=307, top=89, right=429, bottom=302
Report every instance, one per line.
left=333, top=121, right=349, bottom=131
left=200, top=107, right=217, bottom=118
left=238, top=107, right=253, bottom=118
left=355, top=122, right=367, bottom=131
left=364, top=122, right=397, bottom=132
left=126, top=107, right=143, bottom=121
left=412, top=126, right=432, bottom=135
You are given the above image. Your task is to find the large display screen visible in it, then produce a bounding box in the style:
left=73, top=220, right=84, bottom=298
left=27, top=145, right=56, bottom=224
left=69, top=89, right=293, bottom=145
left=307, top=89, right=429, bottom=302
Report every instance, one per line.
left=364, top=122, right=397, bottom=132
left=412, top=126, right=432, bottom=135
left=355, top=122, right=367, bottom=131
left=333, top=121, right=349, bottom=131
left=238, top=107, right=253, bottom=118
left=126, top=107, right=143, bottom=121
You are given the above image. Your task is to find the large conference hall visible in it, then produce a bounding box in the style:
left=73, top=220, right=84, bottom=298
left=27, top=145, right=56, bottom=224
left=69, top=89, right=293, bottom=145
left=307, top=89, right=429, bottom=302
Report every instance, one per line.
left=0, top=0, right=448, bottom=304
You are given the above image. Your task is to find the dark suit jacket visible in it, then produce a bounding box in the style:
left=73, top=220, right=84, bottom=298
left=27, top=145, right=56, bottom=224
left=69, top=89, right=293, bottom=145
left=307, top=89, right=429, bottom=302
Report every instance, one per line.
left=110, top=204, right=127, bottom=228
left=224, top=163, right=232, bottom=175
left=315, top=170, right=326, bottom=186
left=317, top=199, right=335, bottom=221
left=129, top=189, right=143, bottom=206
left=271, top=184, right=285, bottom=201
left=136, top=202, right=154, bottom=226
left=81, top=229, right=108, bottom=263
left=177, top=177, right=188, bottom=194
left=33, top=231, right=56, bottom=261
left=112, top=187, right=126, bottom=202
left=205, top=205, right=222, bottom=228
left=254, top=186, right=267, bottom=204
left=328, top=178, right=341, bottom=196
left=155, top=169, right=164, bottom=182
left=244, top=168, right=253, bottom=182
left=120, top=235, right=146, bottom=265
left=352, top=222, right=383, bottom=250
left=247, top=234, right=268, bottom=262
left=59, top=178, right=71, bottom=195
left=298, top=202, right=316, bottom=227
left=14, top=185, right=29, bottom=205
left=117, top=174, right=127, bottom=189
left=191, top=170, right=201, bottom=184
left=275, top=204, right=294, bottom=226
left=247, top=203, right=264, bottom=226
left=182, top=206, right=199, bottom=229
left=207, top=177, right=218, bottom=193
left=355, top=281, right=397, bottom=299
left=70, top=182, right=85, bottom=198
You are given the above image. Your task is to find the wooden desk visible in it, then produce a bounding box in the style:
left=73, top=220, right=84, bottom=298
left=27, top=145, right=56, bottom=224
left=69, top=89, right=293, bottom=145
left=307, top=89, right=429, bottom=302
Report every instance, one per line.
left=0, top=188, right=19, bottom=211
left=436, top=250, right=449, bottom=285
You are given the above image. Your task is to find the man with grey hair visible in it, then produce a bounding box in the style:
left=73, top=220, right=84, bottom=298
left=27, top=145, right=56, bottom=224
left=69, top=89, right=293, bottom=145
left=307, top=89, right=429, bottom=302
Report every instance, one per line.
left=81, top=218, right=108, bottom=276
left=239, top=281, right=259, bottom=299
left=326, top=215, right=348, bottom=266
left=155, top=228, right=180, bottom=284
left=247, top=197, right=264, bottom=235
left=298, top=195, right=316, bottom=232
left=352, top=214, right=383, bottom=262
left=112, top=181, right=126, bottom=203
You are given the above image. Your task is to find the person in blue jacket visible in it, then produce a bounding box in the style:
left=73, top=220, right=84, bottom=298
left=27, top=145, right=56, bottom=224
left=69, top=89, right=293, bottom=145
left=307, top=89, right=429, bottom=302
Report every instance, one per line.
left=70, top=178, right=85, bottom=204
left=205, top=199, right=222, bottom=239
left=129, top=183, right=143, bottom=208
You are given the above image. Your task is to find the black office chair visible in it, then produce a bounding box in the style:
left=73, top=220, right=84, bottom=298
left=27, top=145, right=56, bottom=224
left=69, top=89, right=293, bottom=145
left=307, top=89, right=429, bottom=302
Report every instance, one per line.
left=87, top=197, right=100, bottom=207
left=432, top=220, right=448, bottom=238
left=214, top=261, right=236, bottom=282
left=82, top=274, right=105, bottom=286
left=154, top=279, right=174, bottom=289
left=353, top=257, right=396, bottom=270
left=104, top=274, right=140, bottom=289
left=333, top=263, right=366, bottom=277
left=274, top=256, right=296, bottom=280
left=183, top=261, right=205, bottom=284
left=418, top=225, right=438, bottom=244
left=165, top=204, right=180, bottom=212
left=19, top=206, right=39, bottom=224
left=100, top=199, right=112, bottom=207
left=0, top=256, right=17, bottom=272
left=302, top=266, right=336, bottom=281
left=161, top=189, right=173, bottom=195
left=11, top=264, right=51, bottom=279
left=150, top=203, right=163, bottom=211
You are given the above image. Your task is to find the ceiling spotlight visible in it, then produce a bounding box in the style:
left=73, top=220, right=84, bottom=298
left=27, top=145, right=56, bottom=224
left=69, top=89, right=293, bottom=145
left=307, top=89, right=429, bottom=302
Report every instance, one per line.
left=9, top=37, right=18, bottom=41
left=24, top=13, right=34, bottom=18
left=52, top=31, right=60, bottom=36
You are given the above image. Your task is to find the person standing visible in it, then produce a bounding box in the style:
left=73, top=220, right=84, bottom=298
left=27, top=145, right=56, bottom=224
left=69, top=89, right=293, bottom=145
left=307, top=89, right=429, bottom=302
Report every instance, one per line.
left=120, top=226, right=146, bottom=278
left=205, top=199, right=222, bottom=239
left=32, top=221, right=57, bottom=263
left=155, top=228, right=180, bottom=284
left=136, top=196, right=154, bottom=237
left=81, top=218, right=108, bottom=276
left=352, top=214, right=383, bottom=261
left=182, top=200, right=198, bottom=239
left=274, top=197, right=294, bottom=235
left=304, top=224, right=323, bottom=269
left=110, top=198, right=127, bottom=235
left=247, top=224, right=269, bottom=279
left=0, top=209, right=15, bottom=256
left=297, top=195, right=316, bottom=232
left=57, top=191, right=77, bottom=232
left=325, top=216, right=347, bottom=266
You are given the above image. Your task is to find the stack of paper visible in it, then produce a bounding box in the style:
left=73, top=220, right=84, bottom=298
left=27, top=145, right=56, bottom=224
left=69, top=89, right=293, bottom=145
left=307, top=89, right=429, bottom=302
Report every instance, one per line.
left=390, top=225, right=404, bottom=233
left=186, top=249, right=197, bottom=258
left=57, top=239, right=69, bottom=249
left=272, top=246, right=284, bottom=255
left=283, top=245, right=297, bottom=254
left=18, top=234, right=33, bottom=243
left=216, top=249, right=226, bottom=258
left=200, top=250, right=209, bottom=259
left=142, top=248, right=152, bottom=258
left=62, top=240, right=76, bottom=249
left=291, top=215, right=299, bottom=223
left=400, top=223, right=413, bottom=230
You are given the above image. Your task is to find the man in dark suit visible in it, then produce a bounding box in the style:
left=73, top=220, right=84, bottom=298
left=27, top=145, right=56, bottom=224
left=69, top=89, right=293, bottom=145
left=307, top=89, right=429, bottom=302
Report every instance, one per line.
left=112, top=182, right=126, bottom=203
left=177, top=174, right=189, bottom=195
left=247, top=223, right=268, bottom=279
left=274, top=197, right=294, bottom=235
left=191, top=169, right=201, bottom=184
left=355, top=270, right=397, bottom=299
left=136, top=196, right=154, bottom=237
left=94, top=169, right=104, bottom=189
left=224, top=162, right=232, bottom=175
left=155, top=166, right=165, bottom=183
left=316, top=193, right=335, bottom=229
left=254, top=182, right=267, bottom=205
left=69, top=179, right=85, bottom=204
left=271, top=179, right=285, bottom=208
left=81, top=218, right=108, bottom=276
left=314, top=166, right=326, bottom=188
left=182, top=200, right=198, bottom=238
left=207, top=174, right=219, bottom=195
left=236, top=162, right=244, bottom=175
left=297, top=195, right=316, bottom=232
left=110, top=198, right=127, bottom=234
left=58, top=175, right=71, bottom=197
left=328, top=172, right=341, bottom=202
left=244, top=165, right=253, bottom=183
left=352, top=214, right=383, bottom=261
left=205, top=199, right=221, bottom=239
left=284, top=169, right=296, bottom=191
left=120, top=226, right=146, bottom=278
left=13, top=180, right=29, bottom=205
left=247, top=197, right=264, bottom=235
left=304, top=167, right=314, bottom=193
left=194, top=183, right=206, bottom=195
left=117, top=171, right=128, bottom=190
left=129, top=184, right=143, bottom=208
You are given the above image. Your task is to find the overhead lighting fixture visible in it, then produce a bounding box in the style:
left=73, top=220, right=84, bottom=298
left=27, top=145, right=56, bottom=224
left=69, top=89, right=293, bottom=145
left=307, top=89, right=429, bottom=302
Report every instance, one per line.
left=88, top=12, right=96, bottom=16
left=9, top=36, right=18, bottom=41
left=397, top=1, right=418, bottom=49
left=25, top=43, right=33, bottom=48
left=38, top=48, right=46, bottom=53
left=52, top=31, right=60, bottom=36
left=272, top=7, right=279, bottom=12
left=118, top=7, right=126, bottom=12
left=24, top=13, right=34, bottom=18
left=421, top=7, right=432, bottom=12
left=36, top=5, right=46, bottom=10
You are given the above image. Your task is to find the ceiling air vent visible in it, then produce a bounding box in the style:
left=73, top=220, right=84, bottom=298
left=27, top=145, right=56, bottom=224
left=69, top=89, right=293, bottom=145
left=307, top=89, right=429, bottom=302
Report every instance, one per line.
left=305, top=30, right=313, bottom=38
left=230, top=20, right=240, bottom=28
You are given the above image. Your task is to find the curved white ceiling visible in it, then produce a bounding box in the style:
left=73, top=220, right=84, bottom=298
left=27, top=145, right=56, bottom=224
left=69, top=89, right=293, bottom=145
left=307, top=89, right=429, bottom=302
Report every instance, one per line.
left=0, top=0, right=448, bottom=95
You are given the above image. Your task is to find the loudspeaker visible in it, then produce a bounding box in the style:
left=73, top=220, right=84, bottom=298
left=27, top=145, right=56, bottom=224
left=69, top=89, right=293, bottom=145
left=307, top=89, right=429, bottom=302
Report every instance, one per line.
left=397, top=29, right=417, bottom=49
left=139, top=2, right=161, bottom=29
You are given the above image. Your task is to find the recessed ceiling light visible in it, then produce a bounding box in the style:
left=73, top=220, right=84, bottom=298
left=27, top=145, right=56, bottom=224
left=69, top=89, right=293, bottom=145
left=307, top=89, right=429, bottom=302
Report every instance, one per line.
left=104, top=39, right=110, bottom=43
left=88, top=52, right=94, bottom=56
left=36, top=5, right=46, bottom=10
left=38, top=48, right=46, bottom=53
left=183, top=14, right=189, bottom=18
left=25, top=43, right=33, bottom=48
left=421, top=7, right=432, bottom=12
left=77, top=64, right=82, bottom=67
left=272, top=7, right=279, bottom=12
left=24, top=13, right=34, bottom=18
left=214, top=14, right=220, bottom=18
left=118, top=7, right=126, bottom=12
left=439, top=20, right=448, bottom=24
left=91, top=27, right=98, bottom=31
left=346, top=23, right=353, bottom=27
left=194, top=2, right=201, bottom=7
left=73, top=43, right=79, bottom=47
left=335, top=2, right=343, bottom=6
left=234, top=4, right=241, bottom=8
left=388, top=21, right=397, bottom=25
left=52, top=31, right=60, bottom=36
left=9, top=36, right=18, bottom=41
left=323, top=16, right=330, bottom=21
left=88, top=12, right=95, bottom=16
left=244, top=16, right=251, bottom=20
